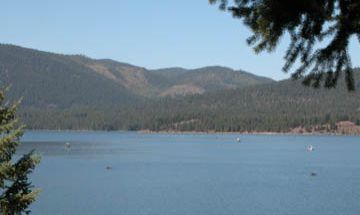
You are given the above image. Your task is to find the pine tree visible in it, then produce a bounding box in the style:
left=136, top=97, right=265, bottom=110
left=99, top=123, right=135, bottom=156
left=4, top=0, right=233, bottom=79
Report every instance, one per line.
left=0, top=88, right=40, bottom=215
left=210, top=0, right=360, bottom=90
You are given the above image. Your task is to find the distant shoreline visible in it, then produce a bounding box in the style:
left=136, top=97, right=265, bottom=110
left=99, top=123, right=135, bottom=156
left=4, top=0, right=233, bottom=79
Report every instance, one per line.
left=137, top=130, right=359, bottom=136
left=24, top=129, right=360, bottom=136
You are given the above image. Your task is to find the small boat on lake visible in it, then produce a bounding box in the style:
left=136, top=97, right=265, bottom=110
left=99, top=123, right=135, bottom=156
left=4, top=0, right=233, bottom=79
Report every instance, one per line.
left=65, top=142, right=71, bottom=150
left=307, top=145, right=314, bottom=152
left=236, top=137, right=241, bottom=143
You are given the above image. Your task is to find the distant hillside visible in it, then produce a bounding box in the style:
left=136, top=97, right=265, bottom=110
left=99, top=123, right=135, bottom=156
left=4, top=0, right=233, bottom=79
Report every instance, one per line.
left=1, top=44, right=359, bottom=133
left=149, top=66, right=273, bottom=96
left=0, top=44, right=273, bottom=107
left=120, top=70, right=360, bottom=133
left=18, top=69, right=360, bottom=133
left=0, top=44, right=139, bottom=108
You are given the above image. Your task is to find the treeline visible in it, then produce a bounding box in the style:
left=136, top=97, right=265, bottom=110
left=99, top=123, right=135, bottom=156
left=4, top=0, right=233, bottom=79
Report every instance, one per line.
left=18, top=73, right=360, bottom=132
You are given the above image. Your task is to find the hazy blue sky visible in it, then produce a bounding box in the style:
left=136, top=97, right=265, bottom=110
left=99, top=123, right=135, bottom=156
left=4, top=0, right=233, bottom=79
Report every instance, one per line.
left=1, top=0, right=359, bottom=80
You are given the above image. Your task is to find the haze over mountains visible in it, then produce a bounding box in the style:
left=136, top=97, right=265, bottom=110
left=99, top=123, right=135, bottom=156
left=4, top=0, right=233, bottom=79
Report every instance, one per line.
left=1, top=44, right=359, bottom=133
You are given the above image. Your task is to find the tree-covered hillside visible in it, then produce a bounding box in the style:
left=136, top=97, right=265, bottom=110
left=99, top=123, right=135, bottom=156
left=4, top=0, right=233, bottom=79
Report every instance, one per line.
left=18, top=70, right=360, bottom=132
left=0, top=44, right=139, bottom=107
left=0, top=44, right=272, bottom=105
left=149, top=66, right=273, bottom=96
left=1, top=44, right=359, bottom=133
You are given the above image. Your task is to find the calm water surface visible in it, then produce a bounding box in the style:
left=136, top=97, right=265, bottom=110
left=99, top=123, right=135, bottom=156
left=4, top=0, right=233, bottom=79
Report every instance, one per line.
left=18, top=131, right=360, bottom=215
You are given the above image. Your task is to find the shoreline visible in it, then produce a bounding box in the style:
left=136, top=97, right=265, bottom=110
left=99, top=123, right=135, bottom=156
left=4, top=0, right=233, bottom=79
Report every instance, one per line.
left=137, top=130, right=359, bottom=136
left=23, top=129, right=360, bottom=136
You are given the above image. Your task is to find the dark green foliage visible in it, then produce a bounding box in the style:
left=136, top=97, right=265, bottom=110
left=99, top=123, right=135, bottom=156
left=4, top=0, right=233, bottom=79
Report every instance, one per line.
left=18, top=69, right=360, bottom=132
left=209, top=0, right=360, bottom=90
left=355, top=118, right=360, bottom=126
left=0, top=88, right=40, bottom=215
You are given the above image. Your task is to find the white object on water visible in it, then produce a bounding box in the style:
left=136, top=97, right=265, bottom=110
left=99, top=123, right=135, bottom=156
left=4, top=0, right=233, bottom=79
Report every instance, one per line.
left=236, top=137, right=241, bottom=143
left=307, top=145, right=314, bottom=152
left=65, top=142, right=71, bottom=150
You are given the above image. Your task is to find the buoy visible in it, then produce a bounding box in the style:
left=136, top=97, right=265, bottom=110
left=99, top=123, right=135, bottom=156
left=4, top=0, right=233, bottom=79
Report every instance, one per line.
left=236, top=137, right=241, bottom=142
left=307, top=145, right=314, bottom=152
left=65, top=142, right=71, bottom=150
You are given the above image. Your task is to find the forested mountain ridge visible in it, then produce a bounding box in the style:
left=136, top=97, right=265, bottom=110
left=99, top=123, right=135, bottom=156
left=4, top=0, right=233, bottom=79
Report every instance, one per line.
left=148, top=66, right=274, bottom=96
left=126, top=71, right=360, bottom=133
left=0, top=44, right=273, bottom=107
left=17, top=69, right=360, bottom=133
left=0, top=44, right=140, bottom=107
left=1, top=44, right=359, bottom=133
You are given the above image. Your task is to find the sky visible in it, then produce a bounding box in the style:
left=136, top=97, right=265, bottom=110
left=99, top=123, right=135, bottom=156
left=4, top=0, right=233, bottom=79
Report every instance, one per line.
left=1, top=0, right=359, bottom=80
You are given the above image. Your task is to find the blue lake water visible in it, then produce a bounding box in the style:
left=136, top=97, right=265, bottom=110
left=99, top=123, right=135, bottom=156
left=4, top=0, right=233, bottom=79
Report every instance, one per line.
left=18, top=131, right=360, bottom=215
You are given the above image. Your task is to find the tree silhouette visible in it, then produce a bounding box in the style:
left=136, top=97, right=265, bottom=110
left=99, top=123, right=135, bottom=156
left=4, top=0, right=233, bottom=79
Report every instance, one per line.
left=0, top=88, right=40, bottom=214
left=209, top=0, right=360, bottom=90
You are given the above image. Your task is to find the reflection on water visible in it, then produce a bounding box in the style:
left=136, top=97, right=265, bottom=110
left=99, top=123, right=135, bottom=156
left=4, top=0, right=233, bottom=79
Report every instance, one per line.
left=17, top=131, right=360, bottom=215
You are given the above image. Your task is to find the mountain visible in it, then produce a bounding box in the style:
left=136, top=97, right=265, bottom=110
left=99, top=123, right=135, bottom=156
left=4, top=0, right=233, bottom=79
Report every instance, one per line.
left=114, top=70, right=360, bottom=133
left=159, top=71, right=360, bottom=132
left=0, top=45, right=139, bottom=108
left=149, top=66, right=273, bottom=96
left=17, top=69, right=360, bottom=132
left=0, top=44, right=273, bottom=108
left=1, top=44, right=359, bottom=133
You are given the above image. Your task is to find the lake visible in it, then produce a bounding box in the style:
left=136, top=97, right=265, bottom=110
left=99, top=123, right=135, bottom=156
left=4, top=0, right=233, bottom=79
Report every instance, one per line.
left=18, top=131, right=360, bottom=215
